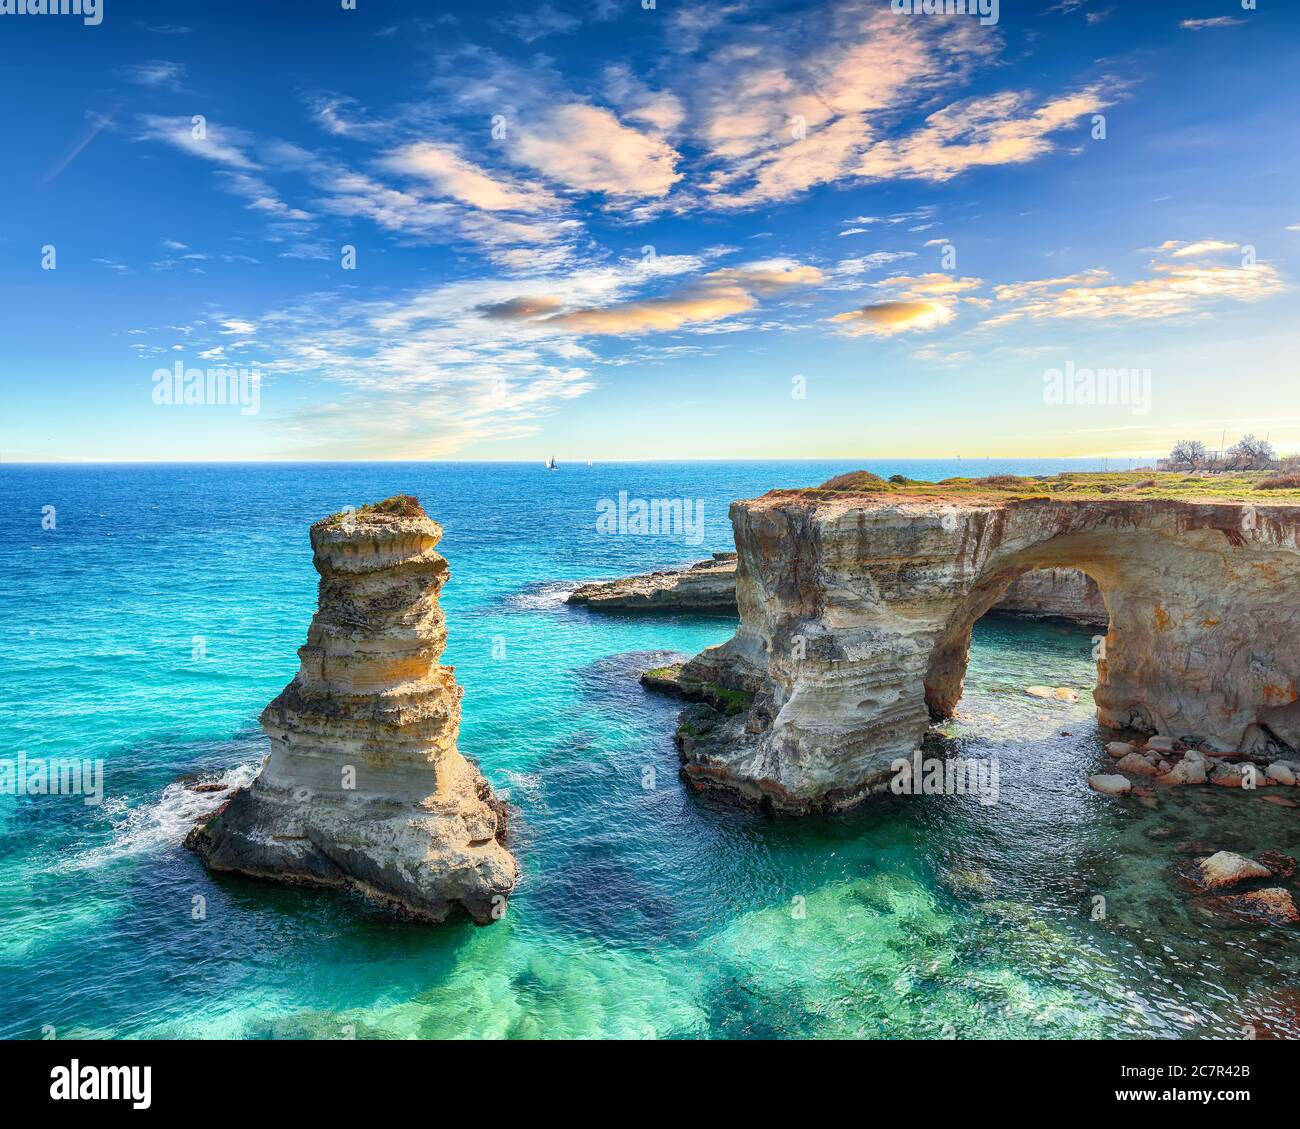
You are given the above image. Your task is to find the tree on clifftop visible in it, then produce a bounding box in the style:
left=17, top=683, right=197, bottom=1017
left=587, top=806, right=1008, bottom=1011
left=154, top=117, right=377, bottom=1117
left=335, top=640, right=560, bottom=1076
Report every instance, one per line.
left=1226, top=434, right=1276, bottom=469
left=1168, top=439, right=1208, bottom=468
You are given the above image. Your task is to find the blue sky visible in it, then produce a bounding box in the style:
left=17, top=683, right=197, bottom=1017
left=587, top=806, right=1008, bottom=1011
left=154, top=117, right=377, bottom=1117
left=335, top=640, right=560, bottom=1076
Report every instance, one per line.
left=2, top=0, right=1298, bottom=462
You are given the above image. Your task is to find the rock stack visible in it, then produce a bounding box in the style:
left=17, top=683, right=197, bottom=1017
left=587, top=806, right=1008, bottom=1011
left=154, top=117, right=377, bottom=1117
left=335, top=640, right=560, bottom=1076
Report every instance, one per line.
left=187, top=496, right=517, bottom=924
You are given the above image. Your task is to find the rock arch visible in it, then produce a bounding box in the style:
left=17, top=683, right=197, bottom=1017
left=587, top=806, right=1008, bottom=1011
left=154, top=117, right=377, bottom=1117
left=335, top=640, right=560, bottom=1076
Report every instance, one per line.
left=922, top=562, right=1109, bottom=719
left=675, top=492, right=1300, bottom=813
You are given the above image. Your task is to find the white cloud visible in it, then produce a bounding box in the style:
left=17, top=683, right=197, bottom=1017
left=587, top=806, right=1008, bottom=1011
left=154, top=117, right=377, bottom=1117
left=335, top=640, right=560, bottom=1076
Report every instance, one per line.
left=513, top=104, right=683, bottom=200
left=383, top=142, right=561, bottom=213
left=117, top=60, right=186, bottom=90
left=1180, top=17, right=1244, bottom=30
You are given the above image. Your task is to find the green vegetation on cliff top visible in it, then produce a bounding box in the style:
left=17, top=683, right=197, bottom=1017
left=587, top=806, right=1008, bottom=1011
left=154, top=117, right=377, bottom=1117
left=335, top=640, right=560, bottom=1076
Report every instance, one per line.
left=784, top=470, right=1300, bottom=503
left=318, top=494, right=429, bottom=527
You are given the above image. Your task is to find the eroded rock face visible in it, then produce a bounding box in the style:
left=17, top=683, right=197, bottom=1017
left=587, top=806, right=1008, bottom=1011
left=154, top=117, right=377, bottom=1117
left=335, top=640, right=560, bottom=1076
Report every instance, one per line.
left=993, top=568, right=1107, bottom=626
left=675, top=492, right=1300, bottom=812
left=187, top=498, right=518, bottom=924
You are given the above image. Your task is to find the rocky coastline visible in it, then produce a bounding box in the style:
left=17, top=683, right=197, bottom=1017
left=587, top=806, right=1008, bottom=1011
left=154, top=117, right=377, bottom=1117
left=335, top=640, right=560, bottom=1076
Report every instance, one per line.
left=186, top=496, right=518, bottom=924
left=663, top=485, right=1300, bottom=814
left=569, top=554, right=1107, bottom=626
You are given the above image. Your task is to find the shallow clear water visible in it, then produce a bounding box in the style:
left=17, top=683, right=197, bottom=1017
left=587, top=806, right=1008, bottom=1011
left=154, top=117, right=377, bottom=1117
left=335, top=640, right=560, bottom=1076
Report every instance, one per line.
left=1, top=461, right=1296, bottom=1039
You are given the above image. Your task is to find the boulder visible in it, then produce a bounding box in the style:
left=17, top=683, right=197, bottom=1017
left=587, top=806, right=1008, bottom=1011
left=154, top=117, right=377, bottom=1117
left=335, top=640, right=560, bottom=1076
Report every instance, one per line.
left=1116, top=752, right=1161, bottom=777
left=1266, top=762, right=1297, bottom=786
left=1189, top=850, right=1274, bottom=890
left=1088, top=774, right=1132, bottom=796
left=1106, top=741, right=1135, bottom=759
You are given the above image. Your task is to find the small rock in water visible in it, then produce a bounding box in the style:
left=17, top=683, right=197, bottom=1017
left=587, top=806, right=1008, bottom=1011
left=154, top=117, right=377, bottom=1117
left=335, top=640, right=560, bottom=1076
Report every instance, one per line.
left=1266, top=762, right=1297, bottom=786
left=1116, top=752, right=1161, bottom=777
left=1210, top=762, right=1260, bottom=789
left=1189, top=850, right=1273, bottom=890
left=1258, top=851, right=1298, bottom=879
left=1089, top=773, right=1132, bottom=796
left=1158, top=756, right=1207, bottom=786
left=1053, top=687, right=1079, bottom=702
left=1026, top=686, right=1055, bottom=699
left=1146, top=735, right=1178, bottom=753
left=1106, top=741, right=1135, bottom=759
left=1216, top=888, right=1299, bottom=926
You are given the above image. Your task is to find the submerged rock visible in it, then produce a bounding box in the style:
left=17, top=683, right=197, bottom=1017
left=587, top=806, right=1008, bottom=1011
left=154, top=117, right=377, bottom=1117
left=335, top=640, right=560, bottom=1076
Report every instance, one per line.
left=186, top=497, right=518, bottom=924
left=1188, top=851, right=1273, bottom=890
left=1216, top=888, right=1300, bottom=926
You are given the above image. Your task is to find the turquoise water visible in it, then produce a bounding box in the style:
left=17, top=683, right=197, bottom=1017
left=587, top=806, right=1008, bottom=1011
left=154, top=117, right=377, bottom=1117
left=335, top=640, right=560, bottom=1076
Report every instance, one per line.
left=2, top=460, right=1297, bottom=1040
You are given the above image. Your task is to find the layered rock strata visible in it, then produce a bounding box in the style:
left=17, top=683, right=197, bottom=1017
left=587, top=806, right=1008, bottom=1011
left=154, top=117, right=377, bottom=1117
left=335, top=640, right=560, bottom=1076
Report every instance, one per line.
left=571, top=554, right=1106, bottom=625
left=187, top=497, right=517, bottom=923
left=674, top=491, right=1300, bottom=812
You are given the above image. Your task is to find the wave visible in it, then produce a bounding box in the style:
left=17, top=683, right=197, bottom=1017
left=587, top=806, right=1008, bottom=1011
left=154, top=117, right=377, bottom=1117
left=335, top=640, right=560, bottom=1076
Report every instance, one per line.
left=54, top=761, right=260, bottom=873
left=505, top=581, right=579, bottom=611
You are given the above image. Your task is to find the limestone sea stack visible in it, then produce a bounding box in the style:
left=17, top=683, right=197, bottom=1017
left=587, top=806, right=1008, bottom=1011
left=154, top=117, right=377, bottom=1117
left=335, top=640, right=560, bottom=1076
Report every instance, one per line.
left=186, top=496, right=517, bottom=924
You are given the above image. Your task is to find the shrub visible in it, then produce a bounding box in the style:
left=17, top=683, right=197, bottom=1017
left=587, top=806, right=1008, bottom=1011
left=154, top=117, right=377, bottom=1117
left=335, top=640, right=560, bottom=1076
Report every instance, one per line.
left=360, top=494, right=425, bottom=517
left=1259, top=474, right=1300, bottom=490
left=819, top=471, right=888, bottom=491
left=971, top=474, right=1030, bottom=488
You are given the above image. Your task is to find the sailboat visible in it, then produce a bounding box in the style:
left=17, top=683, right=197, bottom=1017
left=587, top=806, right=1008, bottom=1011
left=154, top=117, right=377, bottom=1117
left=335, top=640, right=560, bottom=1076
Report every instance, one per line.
left=546, top=456, right=558, bottom=471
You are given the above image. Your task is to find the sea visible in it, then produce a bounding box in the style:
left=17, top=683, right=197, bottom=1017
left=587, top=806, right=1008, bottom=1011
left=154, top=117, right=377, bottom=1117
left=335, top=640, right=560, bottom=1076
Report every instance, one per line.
left=1, top=459, right=1296, bottom=1039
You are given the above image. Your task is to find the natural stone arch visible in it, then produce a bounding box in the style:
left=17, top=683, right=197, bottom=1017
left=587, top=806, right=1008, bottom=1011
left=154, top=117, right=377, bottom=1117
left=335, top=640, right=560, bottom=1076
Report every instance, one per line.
left=675, top=492, right=1300, bottom=813
left=923, top=560, right=1110, bottom=720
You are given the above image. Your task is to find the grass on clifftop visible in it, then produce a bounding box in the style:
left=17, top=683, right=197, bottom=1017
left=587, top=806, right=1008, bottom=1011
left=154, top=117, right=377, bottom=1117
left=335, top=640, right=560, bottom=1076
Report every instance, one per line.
left=319, top=494, right=428, bottom=526
left=779, top=470, right=1300, bottom=504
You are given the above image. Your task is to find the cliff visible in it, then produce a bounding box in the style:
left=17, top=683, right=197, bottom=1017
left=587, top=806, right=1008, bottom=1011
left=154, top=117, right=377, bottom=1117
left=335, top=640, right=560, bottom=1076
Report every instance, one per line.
left=186, top=496, right=518, bottom=923
left=673, top=488, right=1300, bottom=813
left=569, top=554, right=1106, bottom=626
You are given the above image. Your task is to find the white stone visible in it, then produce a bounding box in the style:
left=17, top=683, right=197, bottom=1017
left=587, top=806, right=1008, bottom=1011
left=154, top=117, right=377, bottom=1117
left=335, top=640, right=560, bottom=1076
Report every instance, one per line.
left=1089, top=774, right=1132, bottom=796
